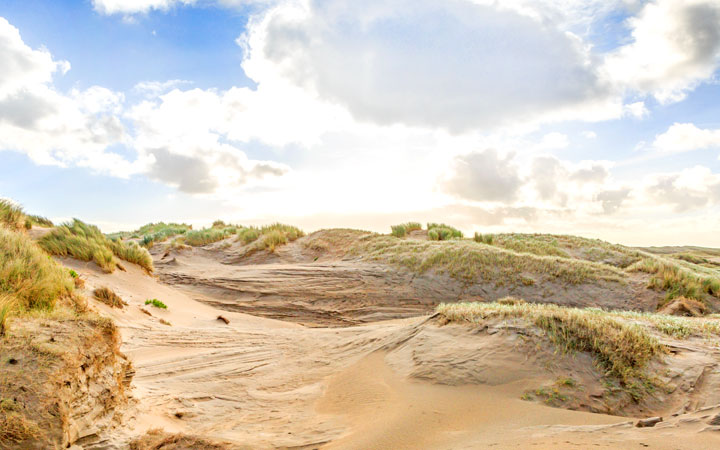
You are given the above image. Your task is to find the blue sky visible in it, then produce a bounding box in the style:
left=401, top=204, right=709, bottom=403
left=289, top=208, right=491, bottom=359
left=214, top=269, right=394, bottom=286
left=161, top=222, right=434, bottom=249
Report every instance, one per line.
left=1, top=0, right=720, bottom=246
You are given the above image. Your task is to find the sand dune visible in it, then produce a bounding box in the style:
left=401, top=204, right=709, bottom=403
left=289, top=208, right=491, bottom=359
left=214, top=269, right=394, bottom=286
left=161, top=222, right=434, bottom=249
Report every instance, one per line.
left=58, top=254, right=720, bottom=449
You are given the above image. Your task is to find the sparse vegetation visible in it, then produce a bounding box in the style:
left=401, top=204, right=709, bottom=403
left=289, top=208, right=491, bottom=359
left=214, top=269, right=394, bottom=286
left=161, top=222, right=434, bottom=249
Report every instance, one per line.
left=236, top=223, right=305, bottom=253
left=390, top=222, right=422, bottom=238
left=0, top=411, right=41, bottom=444
left=93, top=287, right=126, bottom=309
left=145, top=299, right=167, bottom=309
left=426, top=223, right=463, bottom=240
left=351, top=235, right=625, bottom=285
left=629, top=258, right=720, bottom=303
left=39, top=219, right=153, bottom=272
left=0, top=294, right=14, bottom=336
left=184, top=228, right=232, bottom=246
left=437, top=301, right=666, bottom=399
left=473, top=232, right=494, bottom=245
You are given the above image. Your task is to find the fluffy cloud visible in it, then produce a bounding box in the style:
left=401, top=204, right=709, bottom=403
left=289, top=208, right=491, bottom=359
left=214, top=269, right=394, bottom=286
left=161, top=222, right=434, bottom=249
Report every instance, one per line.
left=241, top=0, right=614, bottom=132
left=653, top=122, right=720, bottom=153
left=442, top=150, right=614, bottom=214
left=644, top=166, right=720, bottom=212
left=604, top=0, right=720, bottom=103
left=0, top=17, right=289, bottom=193
left=0, top=17, right=135, bottom=176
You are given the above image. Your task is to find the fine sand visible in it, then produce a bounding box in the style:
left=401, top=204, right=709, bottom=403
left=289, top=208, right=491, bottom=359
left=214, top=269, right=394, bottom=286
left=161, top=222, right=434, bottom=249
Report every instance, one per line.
left=61, top=257, right=720, bottom=449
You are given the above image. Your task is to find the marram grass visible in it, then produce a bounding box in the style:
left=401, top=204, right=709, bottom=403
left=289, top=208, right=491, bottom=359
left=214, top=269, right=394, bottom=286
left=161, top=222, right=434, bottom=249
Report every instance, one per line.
left=437, top=301, right=666, bottom=399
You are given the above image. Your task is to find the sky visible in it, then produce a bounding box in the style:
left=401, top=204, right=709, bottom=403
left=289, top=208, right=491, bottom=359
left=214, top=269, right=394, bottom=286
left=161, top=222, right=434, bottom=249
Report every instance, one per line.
left=1, top=0, right=720, bottom=246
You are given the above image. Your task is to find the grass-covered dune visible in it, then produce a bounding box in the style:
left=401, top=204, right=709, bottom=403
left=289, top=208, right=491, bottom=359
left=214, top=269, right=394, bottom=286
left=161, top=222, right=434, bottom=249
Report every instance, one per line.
left=39, top=219, right=154, bottom=273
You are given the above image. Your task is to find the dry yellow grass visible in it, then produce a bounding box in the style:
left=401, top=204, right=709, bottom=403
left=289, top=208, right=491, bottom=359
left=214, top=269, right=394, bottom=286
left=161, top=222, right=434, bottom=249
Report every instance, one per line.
left=437, top=301, right=666, bottom=399
left=129, top=428, right=233, bottom=450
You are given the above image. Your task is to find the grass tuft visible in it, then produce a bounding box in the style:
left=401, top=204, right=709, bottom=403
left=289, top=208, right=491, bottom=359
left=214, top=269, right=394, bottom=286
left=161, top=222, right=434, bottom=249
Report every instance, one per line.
left=0, top=199, right=26, bottom=231
left=391, top=222, right=422, bottom=238
left=93, top=287, right=126, bottom=309
left=473, top=232, right=494, bottom=245
left=1, top=227, right=73, bottom=310
left=427, top=223, right=463, bottom=240
left=145, top=299, right=167, bottom=309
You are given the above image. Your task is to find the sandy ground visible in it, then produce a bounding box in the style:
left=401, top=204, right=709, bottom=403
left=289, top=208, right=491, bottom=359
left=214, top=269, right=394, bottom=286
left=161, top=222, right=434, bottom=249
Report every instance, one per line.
left=61, top=258, right=720, bottom=449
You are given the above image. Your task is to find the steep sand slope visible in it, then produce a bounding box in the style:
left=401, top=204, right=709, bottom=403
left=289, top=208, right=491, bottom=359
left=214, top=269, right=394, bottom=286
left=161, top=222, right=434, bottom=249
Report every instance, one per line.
left=61, top=258, right=720, bottom=449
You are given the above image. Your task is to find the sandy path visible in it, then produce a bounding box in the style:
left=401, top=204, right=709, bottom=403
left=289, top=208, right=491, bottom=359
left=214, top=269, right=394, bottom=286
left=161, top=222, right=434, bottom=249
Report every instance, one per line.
left=61, top=258, right=720, bottom=449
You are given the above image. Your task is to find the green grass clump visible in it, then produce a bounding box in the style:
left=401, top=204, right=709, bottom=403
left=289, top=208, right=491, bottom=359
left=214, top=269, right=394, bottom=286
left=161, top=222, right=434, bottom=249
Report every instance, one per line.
left=237, top=224, right=304, bottom=252
left=391, top=222, right=422, bottom=238
left=437, top=301, right=665, bottom=399
left=473, top=232, right=494, bottom=245
left=259, top=223, right=304, bottom=241
left=145, top=299, right=167, bottom=309
left=0, top=227, right=73, bottom=310
left=183, top=228, right=229, bottom=246
left=26, top=215, right=53, bottom=228
left=261, top=230, right=288, bottom=252
left=629, top=258, right=720, bottom=303
left=427, top=223, right=463, bottom=240
left=39, top=220, right=153, bottom=273
left=108, top=222, right=193, bottom=241
left=351, top=236, right=624, bottom=285
left=237, top=227, right=260, bottom=244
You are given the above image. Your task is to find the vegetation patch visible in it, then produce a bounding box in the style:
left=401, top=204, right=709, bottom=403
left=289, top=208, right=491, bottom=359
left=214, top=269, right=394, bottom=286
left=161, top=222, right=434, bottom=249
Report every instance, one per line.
left=629, top=258, right=720, bottom=304
left=39, top=219, right=153, bottom=273
left=0, top=199, right=27, bottom=231
left=0, top=227, right=73, bottom=310
left=236, top=223, right=305, bottom=253
left=390, top=222, right=422, bottom=238
left=145, top=298, right=167, bottom=309
left=129, top=428, right=232, bottom=450
left=184, top=227, right=233, bottom=246
left=427, top=223, right=463, bottom=240
left=351, top=236, right=625, bottom=285
left=437, top=301, right=666, bottom=399
left=93, top=287, right=127, bottom=309
left=473, top=232, right=494, bottom=245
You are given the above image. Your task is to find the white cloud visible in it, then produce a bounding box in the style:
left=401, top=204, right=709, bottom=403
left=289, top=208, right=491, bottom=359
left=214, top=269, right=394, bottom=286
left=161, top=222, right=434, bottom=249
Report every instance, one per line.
left=581, top=130, right=597, bottom=139
left=240, top=0, right=615, bottom=132
left=653, top=122, right=720, bottom=153
left=133, top=79, right=192, bottom=97
left=91, top=0, right=196, bottom=15
left=603, top=0, right=720, bottom=103
left=0, top=17, right=135, bottom=177
left=644, top=166, right=720, bottom=212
